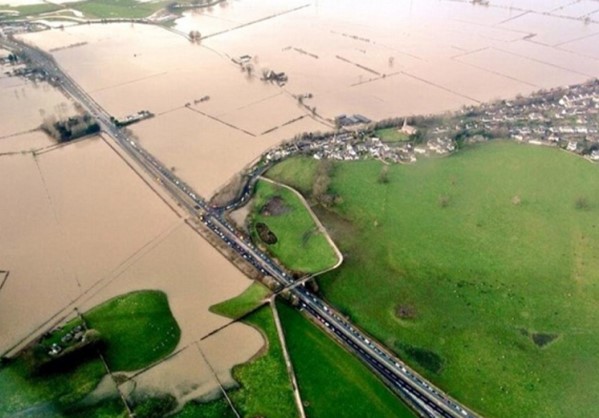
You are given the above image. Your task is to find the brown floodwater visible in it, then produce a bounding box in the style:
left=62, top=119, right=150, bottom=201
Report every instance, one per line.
left=18, top=0, right=599, bottom=198
left=0, top=136, right=262, bottom=401
left=0, top=130, right=53, bottom=154
left=0, top=76, right=77, bottom=138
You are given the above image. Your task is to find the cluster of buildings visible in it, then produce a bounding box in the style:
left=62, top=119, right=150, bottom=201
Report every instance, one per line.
left=262, top=80, right=599, bottom=166
left=262, top=119, right=454, bottom=165
left=46, top=325, right=86, bottom=357
left=444, top=79, right=599, bottom=161
left=114, top=110, right=154, bottom=127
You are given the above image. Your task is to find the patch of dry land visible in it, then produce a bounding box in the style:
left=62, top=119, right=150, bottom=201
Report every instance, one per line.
left=0, top=134, right=263, bottom=401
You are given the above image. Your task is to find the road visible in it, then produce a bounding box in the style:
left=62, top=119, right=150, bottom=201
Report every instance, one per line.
left=1, top=36, right=480, bottom=418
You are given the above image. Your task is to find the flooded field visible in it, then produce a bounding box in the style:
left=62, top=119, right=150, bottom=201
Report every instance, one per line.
left=0, top=129, right=53, bottom=154
left=0, top=136, right=262, bottom=401
left=17, top=0, right=599, bottom=198
left=131, top=106, right=326, bottom=196
left=0, top=76, right=77, bottom=139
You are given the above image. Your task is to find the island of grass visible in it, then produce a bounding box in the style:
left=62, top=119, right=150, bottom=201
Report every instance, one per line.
left=267, top=141, right=599, bottom=418
left=249, top=179, right=339, bottom=274
left=278, top=302, right=416, bottom=418
left=0, top=290, right=180, bottom=417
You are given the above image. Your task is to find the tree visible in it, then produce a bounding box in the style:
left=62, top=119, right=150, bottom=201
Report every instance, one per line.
left=188, top=30, right=201, bottom=43
left=575, top=196, right=590, bottom=210
left=438, top=194, right=451, bottom=208
left=378, top=165, right=390, bottom=184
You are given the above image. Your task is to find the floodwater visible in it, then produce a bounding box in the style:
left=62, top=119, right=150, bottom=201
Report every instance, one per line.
left=0, top=136, right=262, bottom=402
left=0, top=76, right=77, bottom=139
left=0, top=130, right=53, bottom=154
left=18, top=0, right=599, bottom=198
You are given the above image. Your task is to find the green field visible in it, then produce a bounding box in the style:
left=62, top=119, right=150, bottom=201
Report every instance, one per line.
left=174, top=398, right=236, bottom=418
left=228, top=306, right=298, bottom=418
left=265, top=157, right=321, bottom=195
left=375, top=127, right=410, bottom=143
left=84, top=290, right=181, bottom=371
left=250, top=179, right=338, bottom=274
left=0, top=290, right=180, bottom=417
left=70, top=0, right=168, bottom=19
left=208, top=287, right=297, bottom=418
left=269, top=141, right=599, bottom=418
left=10, top=3, right=63, bottom=17
left=278, top=302, right=416, bottom=418
left=210, top=282, right=270, bottom=319
left=0, top=0, right=169, bottom=19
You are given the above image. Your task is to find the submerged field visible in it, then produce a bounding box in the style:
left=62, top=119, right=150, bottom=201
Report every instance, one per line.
left=249, top=179, right=339, bottom=274
left=268, top=141, right=599, bottom=418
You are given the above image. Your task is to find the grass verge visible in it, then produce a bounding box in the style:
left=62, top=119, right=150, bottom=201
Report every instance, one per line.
left=278, top=302, right=416, bottom=418
left=210, top=282, right=270, bottom=319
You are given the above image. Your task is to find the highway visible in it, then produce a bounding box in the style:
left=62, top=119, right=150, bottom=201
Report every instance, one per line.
left=2, top=36, right=480, bottom=418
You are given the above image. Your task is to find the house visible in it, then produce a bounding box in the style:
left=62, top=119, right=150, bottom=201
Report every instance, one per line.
left=400, top=118, right=417, bottom=135
left=567, top=141, right=578, bottom=152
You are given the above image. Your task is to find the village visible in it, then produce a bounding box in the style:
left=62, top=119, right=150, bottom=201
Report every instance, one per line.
left=262, top=79, right=599, bottom=165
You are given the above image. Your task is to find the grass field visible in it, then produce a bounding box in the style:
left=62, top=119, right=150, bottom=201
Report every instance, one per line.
left=228, top=306, right=298, bottom=418
left=210, top=282, right=270, bottom=319
left=249, top=179, right=338, bottom=274
left=174, top=398, right=236, bottom=418
left=1, top=0, right=169, bottom=19
left=208, top=288, right=297, bottom=418
left=84, top=290, right=180, bottom=371
left=375, top=127, right=410, bottom=143
left=269, top=141, right=599, bottom=418
left=11, top=3, right=63, bottom=17
left=69, top=0, right=168, bottom=19
left=265, top=157, right=320, bottom=195
left=278, top=302, right=416, bottom=418
left=0, top=290, right=180, bottom=417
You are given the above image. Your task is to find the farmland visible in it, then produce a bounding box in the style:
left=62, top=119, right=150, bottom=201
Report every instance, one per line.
left=249, top=179, right=339, bottom=274
left=268, top=141, right=599, bottom=417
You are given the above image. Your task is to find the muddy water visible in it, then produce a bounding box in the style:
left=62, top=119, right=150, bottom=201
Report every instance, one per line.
left=0, top=153, right=81, bottom=351
left=0, top=130, right=53, bottom=154
left=18, top=1, right=598, bottom=199
left=0, top=134, right=263, bottom=401
left=0, top=138, right=177, bottom=351
left=76, top=221, right=263, bottom=401
left=0, top=77, right=77, bottom=138
left=131, top=107, right=326, bottom=196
